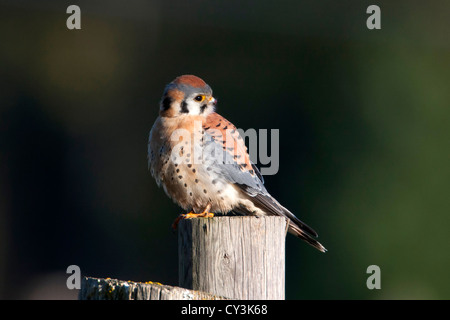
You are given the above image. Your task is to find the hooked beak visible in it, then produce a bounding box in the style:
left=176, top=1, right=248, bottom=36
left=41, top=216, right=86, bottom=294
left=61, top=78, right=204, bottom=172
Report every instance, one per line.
left=209, top=96, right=217, bottom=106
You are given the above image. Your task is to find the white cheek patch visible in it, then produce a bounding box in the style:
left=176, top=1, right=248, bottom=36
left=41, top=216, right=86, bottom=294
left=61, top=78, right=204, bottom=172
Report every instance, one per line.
left=180, top=100, right=201, bottom=115
left=203, top=106, right=215, bottom=116
left=189, top=101, right=202, bottom=115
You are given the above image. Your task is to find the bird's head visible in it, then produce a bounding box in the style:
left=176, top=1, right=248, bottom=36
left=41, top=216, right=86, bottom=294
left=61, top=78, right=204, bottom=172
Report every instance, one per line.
left=159, top=75, right=217, bottom=118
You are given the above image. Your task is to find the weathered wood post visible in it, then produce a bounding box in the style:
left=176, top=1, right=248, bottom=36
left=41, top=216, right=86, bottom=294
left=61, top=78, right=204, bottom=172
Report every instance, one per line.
left=178, top=216, right=288, bottom=300
left=79, top=277, right=228, bottom=300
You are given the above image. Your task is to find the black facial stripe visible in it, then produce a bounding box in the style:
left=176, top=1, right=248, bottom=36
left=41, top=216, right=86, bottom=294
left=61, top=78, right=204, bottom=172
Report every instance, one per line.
left=161, top=96, right=172, bottom=111
left=180, top=100, right=189, bottom=113
left=200, top=104, right=207, bottom=114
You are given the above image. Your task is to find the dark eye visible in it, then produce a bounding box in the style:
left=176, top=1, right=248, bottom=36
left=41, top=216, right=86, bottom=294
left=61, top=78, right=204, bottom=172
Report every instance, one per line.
left=194, top=95, right=204, bottom=102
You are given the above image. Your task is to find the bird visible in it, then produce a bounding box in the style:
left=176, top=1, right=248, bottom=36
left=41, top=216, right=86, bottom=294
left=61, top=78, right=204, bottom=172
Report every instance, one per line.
left=148, top=75, right=326, bottom=252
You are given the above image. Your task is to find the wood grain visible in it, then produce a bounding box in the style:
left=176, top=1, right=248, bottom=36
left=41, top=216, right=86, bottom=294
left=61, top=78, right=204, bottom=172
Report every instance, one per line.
left=178, top=216, right=288, bottom=300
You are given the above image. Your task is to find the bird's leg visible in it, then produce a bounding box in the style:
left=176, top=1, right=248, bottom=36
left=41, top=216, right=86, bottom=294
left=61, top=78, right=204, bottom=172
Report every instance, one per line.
left=172, top=204, right=214, bottom=229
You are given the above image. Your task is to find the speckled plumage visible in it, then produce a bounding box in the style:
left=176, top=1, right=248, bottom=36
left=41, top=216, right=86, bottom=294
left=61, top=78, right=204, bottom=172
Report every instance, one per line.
left=148, top=75, right=326, bottom=252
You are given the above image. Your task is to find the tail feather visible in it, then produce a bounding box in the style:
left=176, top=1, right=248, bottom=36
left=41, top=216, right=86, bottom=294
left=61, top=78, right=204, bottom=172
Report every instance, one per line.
left=257, top=194, right=327, bottom=252
left=288, top=223, right=327, bottom=253
left=236, top=188, right=327, bottom=252
left=278, top=203, right=318, bottom=238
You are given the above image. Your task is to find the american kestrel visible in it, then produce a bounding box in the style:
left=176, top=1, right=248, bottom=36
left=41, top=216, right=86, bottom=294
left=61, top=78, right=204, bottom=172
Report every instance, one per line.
left=148, top=75, right=326, bottom=252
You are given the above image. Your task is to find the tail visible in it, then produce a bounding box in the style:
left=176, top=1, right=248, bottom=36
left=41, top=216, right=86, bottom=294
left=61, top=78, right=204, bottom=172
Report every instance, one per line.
left=277, top=203, right=327, bottom=253
left=288, top=222, right=327, bottom=253
left=239, top=190, right=327, bottom=252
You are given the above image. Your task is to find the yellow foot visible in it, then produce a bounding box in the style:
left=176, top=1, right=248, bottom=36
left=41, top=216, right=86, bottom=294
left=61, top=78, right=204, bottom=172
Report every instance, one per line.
left=172, top=209, right=215, bottom=229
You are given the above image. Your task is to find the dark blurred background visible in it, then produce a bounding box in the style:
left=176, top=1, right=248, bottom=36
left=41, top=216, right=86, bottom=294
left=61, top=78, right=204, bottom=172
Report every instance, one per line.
left=0, top=0, right=449, bottom=299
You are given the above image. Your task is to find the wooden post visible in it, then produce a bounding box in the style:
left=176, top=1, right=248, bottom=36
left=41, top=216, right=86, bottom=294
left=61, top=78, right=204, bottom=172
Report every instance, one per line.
left=178, top=216, right=288, bottom=300
left=79, top=277, right=228, bottom=300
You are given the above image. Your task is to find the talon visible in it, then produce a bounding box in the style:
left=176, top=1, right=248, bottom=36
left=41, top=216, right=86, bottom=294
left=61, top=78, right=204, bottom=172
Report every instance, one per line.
left=201, top=212, right=215, bottom=218
left=171, top=205, right=214, bottom=229
left=172, top=212, right=194, bottom=230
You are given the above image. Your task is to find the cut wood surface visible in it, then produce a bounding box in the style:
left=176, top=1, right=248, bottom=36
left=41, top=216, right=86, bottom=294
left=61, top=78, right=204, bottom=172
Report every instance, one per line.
left=178, top=216, right=288, bottom=300
left=79, top=276, right=228, bottom=300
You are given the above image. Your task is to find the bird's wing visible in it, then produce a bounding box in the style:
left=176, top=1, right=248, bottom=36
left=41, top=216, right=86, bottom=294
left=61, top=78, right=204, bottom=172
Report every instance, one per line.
left=203, top=112, right=261, bottom=184
left=203, top=112, right=320, bottom=239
